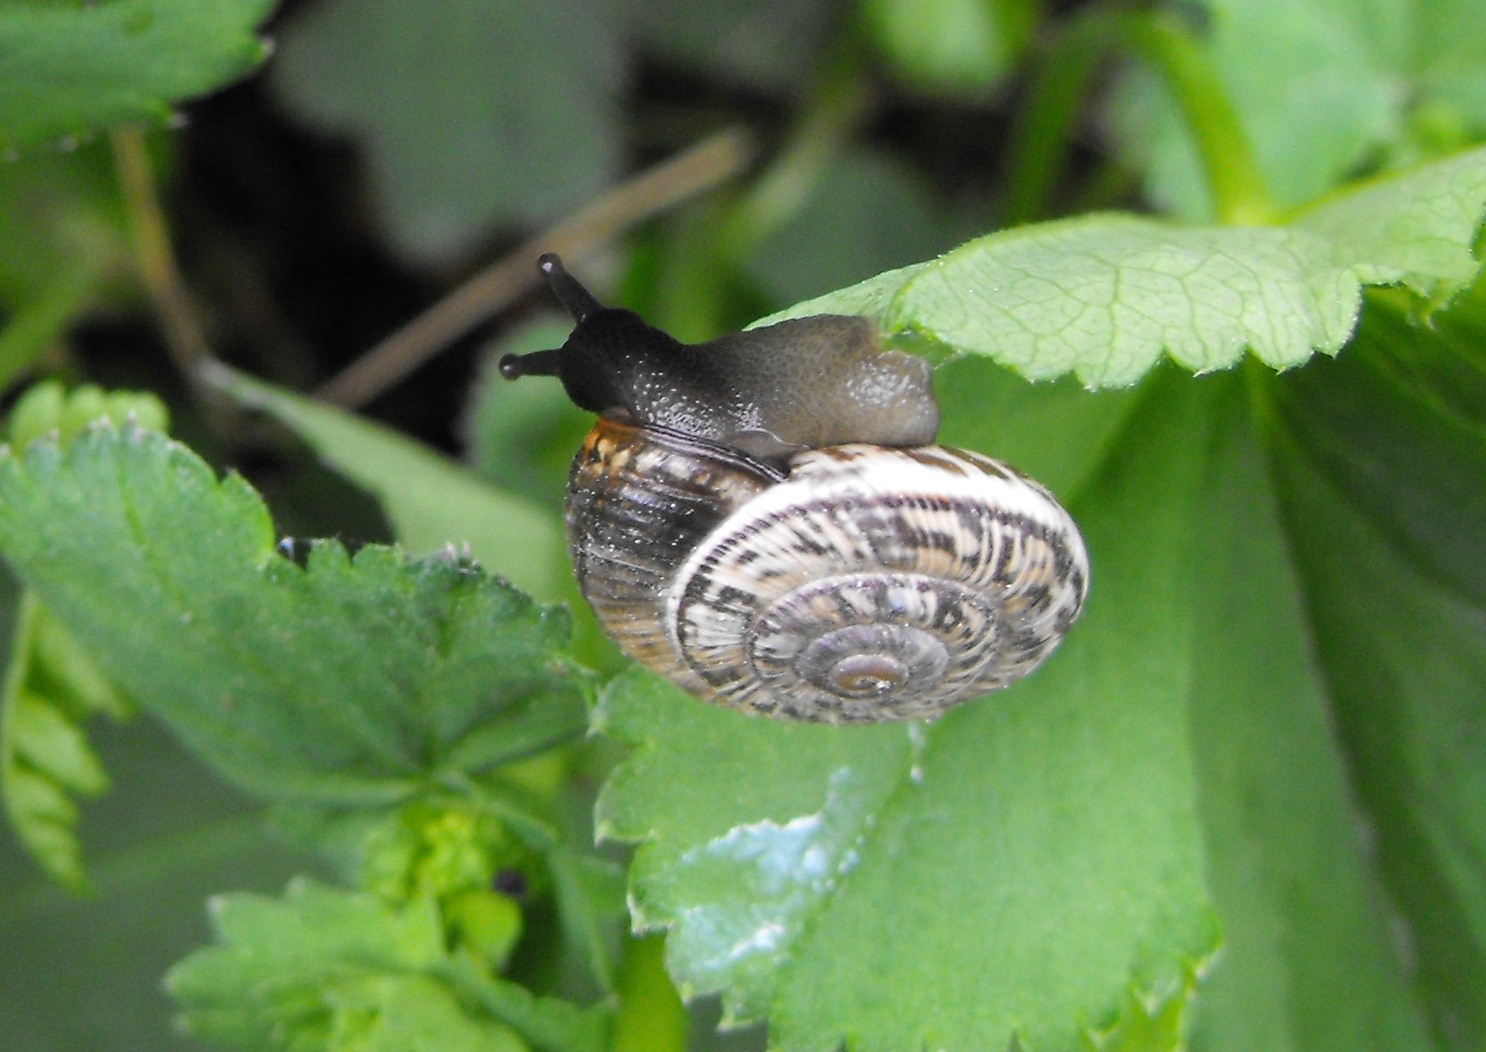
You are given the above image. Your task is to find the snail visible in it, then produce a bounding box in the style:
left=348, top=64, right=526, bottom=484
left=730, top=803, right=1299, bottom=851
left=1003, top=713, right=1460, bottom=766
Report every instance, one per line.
left=500, top=254, right=1089, bottom=723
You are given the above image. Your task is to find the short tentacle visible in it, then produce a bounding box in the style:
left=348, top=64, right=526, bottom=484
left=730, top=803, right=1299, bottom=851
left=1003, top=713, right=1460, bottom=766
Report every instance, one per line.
left=498, top=348, right=561, bottom=380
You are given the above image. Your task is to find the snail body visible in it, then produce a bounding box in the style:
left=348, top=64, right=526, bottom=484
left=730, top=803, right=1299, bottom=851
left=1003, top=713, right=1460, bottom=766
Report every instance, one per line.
left=502, top=255, right=1089, bottom=723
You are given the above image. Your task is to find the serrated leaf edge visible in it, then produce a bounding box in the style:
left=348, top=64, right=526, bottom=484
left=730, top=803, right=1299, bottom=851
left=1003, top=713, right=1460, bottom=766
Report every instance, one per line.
left=755, top=147, right=1486, bottom=390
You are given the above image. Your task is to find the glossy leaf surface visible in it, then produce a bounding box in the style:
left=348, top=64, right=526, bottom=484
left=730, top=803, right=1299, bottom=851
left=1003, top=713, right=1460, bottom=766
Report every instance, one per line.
left=591, top=372, right=1459, bottom=1052
left=597, top=372, right=1236, bottom=1050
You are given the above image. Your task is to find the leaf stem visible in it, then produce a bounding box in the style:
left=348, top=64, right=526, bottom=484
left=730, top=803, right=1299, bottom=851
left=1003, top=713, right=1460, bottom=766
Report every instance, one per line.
left=718, top=60, right=877, bottom=256
left=1124, top=11, right=1274, bottom=224
left=646, top=58, right=875, bottom=340
left=0, top=263, right=100, bottom=391
left=1001, top=13, right=1110, bottom=226
left=439, top=769, right=563, bottom=850
left=644, top=51, right=873, bottom=343
left=109, top=128, right=215, bottom=378
left=610, top=934, right=687, bottom=1052
left=0, top=591, right=40, bottom=873
left=1002, top=9, right=1273, bottom=226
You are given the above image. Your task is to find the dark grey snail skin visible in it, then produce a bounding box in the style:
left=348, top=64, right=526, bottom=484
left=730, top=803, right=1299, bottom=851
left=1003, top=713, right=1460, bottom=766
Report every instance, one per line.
left=502, top=254, right=1090, bottom=723
left=502, top=256, right=938, bottom=465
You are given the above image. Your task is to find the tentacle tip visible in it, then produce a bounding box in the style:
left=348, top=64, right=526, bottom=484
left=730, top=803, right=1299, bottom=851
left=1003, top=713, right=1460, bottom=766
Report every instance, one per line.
left=537, top=253, right=563, bottom=276
left=498, top=353, right=523, bottom=380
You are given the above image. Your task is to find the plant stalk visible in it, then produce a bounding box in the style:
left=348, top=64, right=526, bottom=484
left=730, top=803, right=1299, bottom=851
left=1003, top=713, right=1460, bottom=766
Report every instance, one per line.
left=1003, top=9, right=1273, bottom=226
left=315, top=128, right=755, bottom=409
left=610, top=934, right=687, bottom=1052
left=1125, top=11, right=1274, bottom=224
left=109, top=128, right=214, bottom=379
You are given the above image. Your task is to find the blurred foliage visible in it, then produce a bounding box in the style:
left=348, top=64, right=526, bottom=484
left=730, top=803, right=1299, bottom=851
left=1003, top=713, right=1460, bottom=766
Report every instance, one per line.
left=0, top=1, right=1484, bottom=1051
left=1108, top=0, right=1486, bottom=219
left=0, top=0, right=273, bottom=154
left=270, top=0, right=625, bottom=263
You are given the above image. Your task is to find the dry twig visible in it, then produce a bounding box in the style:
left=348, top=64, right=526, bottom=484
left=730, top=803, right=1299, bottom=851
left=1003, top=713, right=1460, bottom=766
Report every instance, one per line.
left=315, top=128, right=755, bottom=408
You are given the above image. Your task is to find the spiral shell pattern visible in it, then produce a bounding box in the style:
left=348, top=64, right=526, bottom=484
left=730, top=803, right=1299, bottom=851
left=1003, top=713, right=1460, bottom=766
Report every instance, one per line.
left=566, top=420, right=1089, bottom=723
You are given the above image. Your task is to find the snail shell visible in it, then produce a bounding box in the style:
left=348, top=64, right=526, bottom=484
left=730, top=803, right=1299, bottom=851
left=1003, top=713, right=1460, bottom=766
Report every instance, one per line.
left=502, top=255, right=1089, bottom=723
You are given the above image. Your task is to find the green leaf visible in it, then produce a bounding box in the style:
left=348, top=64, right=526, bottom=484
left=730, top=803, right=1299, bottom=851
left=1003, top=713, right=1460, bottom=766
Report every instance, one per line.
left=270, top=0, right=622, bottom=262
left=930, top=355, right=1144, bottom=500
left=1263, top=283, right=1486, bottom=1045
left=340, top=975, right=528, bottom=1052
left=0, top=0, right=274, bottom=154
left=595, top=370, right=1228, bottom=1050
left=6, top=379, right=169, bottom=448
left=0, top=384, right=165, bottom=887
left=762, top=147, right=1486, bottom=387
left=1182, top=377, right=1433, bottom=1052
left=0, top=142, right=130, bottom=386
left=0, top=422, right=588, bottom=803
left=610, top=934, right=686, bottom=1052
left=861, top=0, right=1035, bottom=96
left=1416, top=0, right=1486, bottom=130
left=1086, top=978, right=1196, bottom=1052
left=208, top=363, right=569, bottom=603
left=613, top=0, right=837, bottom=92
left=1108, top=0, right=1486, bottom=218
left=168, top=879, right=535, bottom=1052
left=547, top=846, right=627, bottom=994
left=0, top=594, right=129, bottom=889
left=742, top=148, right=957, bottom=307
left=592, top=355, right=1452, bottom=1048
left=440, top=954, right=610, bottom=1052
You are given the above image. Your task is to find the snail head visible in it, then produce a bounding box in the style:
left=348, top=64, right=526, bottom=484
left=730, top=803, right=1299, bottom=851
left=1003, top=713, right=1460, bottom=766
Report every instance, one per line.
left=498, top=254, right=686, bottom=421
left=501, top=254, right=940, bottom=458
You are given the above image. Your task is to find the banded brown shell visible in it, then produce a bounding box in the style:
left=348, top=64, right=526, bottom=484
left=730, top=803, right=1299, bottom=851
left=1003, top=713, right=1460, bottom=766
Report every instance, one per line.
left=565, top=417, right=1089, bottom=723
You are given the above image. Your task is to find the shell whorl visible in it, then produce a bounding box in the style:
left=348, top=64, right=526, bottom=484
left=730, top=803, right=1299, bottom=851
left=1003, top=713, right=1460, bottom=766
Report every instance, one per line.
left=566, top=420, right=1089, bottom=723
left=563, top=418, right=776, bottom=697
